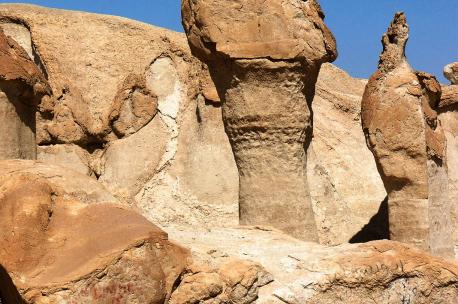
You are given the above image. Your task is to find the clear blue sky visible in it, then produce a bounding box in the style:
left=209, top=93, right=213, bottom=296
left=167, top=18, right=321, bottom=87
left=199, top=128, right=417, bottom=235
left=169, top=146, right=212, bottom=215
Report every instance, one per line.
left=1, top=0, right=457, bottom=83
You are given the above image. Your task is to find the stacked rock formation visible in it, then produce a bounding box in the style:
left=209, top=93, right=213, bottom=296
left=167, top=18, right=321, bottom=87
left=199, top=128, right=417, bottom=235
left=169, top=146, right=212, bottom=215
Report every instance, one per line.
left=0, top=29, right=50, bottom=160
left=182, top=0, right=337, bottom=241
left=361, top=13, right=454, bottom=257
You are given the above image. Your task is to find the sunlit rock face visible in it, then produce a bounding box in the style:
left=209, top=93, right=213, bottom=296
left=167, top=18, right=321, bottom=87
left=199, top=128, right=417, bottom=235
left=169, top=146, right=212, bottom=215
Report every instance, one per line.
left=182, top=0, right=337, bottom=241
left=0, top=29, right=50, bottom=160
left=361, top=13, right=454, bottom=258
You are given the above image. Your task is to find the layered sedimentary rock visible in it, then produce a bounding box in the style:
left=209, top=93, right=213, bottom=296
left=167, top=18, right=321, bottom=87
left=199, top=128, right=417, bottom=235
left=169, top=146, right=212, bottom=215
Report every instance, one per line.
left=169, top=226, right=458, bottom=303
left=438, top=64, right=458, bottom=256
left=0, top=28, right=49, bottom=160
left=361, top=13, right=453, bottom=257
left=0, top=160, right=188, bottom=304
left=182, top=0, right=337, bottom=240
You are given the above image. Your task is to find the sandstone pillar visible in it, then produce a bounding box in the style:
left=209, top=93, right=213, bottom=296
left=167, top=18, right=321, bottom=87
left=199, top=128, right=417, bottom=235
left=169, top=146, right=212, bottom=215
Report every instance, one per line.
left=0, top=29, right=49, bottom=160
left=438, top=63, right=458, bottom=257
left=361, top=13, right=454, bottom=257
left=182, top=0, right=337, bottom=240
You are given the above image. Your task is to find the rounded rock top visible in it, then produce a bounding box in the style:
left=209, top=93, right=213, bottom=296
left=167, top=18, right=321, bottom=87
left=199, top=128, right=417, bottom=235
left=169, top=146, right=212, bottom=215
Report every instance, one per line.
left=181, top=0, right=337, bottom=63
left=444, top=62, right=458, bottom=85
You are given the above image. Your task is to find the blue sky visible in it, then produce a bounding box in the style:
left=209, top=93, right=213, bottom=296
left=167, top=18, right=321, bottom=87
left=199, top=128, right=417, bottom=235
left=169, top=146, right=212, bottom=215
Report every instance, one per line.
left=1, top=0, right=457, bottom=83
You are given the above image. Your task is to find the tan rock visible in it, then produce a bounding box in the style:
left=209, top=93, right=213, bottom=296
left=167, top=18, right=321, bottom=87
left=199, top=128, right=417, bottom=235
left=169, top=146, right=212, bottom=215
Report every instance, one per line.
left=361, top=13, right=453, bottom=257
left=182, top=0, right=337, bottom=241
left=444, top=62, right=458, bottom=84
left=169, top=226, right=458, bottom=304
left=0, top=159, right=189, bottom=304
left=0, top=4, right=385, bottom=244
left=0, top=28, right=50, bottom=160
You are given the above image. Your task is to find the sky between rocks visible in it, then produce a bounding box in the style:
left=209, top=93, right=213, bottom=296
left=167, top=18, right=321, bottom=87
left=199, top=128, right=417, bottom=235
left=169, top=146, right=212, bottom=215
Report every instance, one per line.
left=1, top=0, right=457, bottom=83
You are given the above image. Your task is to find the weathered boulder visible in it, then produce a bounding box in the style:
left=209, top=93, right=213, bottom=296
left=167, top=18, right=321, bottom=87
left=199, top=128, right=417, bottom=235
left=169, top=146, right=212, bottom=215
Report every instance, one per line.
left=0, top=28, right=50, bottom=160
left=169, top=226, right=458, bottom=303
left=444, top=62, right=458, bottom=85
left=361, top=13, right=453, bottom=257
left=0, top=160, right=189, bottom=304
left=182, top=0, right=337, bottom=241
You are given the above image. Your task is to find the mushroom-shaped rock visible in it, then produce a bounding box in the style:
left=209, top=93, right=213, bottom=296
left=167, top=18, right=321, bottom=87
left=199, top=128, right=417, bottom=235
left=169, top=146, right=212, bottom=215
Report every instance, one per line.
left=361, top=13, right=454, bottom=258
left=0, top=29, right=50, bottom=160
left=0, top=160, right=189, bottom=304
left=182, top=0, right=337, bottom=241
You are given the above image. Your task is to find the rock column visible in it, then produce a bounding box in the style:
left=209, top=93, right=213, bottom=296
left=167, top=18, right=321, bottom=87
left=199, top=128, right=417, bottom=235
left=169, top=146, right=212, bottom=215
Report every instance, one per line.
left=182, top=0, right=337, bottom=240
left=361, top=13, right=454, bottom=257
left=0, top=29, right=49, bottom=160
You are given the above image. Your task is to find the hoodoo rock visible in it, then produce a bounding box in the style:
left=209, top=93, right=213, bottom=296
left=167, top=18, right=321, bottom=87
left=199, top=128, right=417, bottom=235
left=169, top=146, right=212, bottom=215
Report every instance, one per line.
left=0, top=160, right=189, bottom=304
left=361, top=13, right=454, bottom=257
left=182, top=0, right=337, bottom=241
left=0, top=28, right=50, bottom=160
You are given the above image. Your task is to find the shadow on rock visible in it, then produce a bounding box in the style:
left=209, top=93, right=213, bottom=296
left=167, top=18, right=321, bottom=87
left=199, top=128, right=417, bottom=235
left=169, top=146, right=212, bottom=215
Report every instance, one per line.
left=350, top=196, right=389, bottom=243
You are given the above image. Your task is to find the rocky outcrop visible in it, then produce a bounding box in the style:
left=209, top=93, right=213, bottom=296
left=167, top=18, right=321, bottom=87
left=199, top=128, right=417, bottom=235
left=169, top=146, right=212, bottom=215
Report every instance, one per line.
left=182, top=0, right=337, bottom=241
left=0, top=4, right=385, bottom=244
left=168, top=226, right=458, bottom=304
left=0, top=28, right=50, bottom=160
left=444, top=62, right=458, bottom=85
left=361, top=13, right=453, bottom=257
left=0, top=159, right=189, bottom=304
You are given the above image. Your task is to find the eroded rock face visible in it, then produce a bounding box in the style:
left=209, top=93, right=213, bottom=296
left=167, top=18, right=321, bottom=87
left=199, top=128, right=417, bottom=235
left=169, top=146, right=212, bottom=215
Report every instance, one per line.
left=444, top=62, right=458, bottom=85
left=182, top=0, right=337, bottom=241
left=168, top=226, right=458, bottom=304
left=0, top=160, right=189, bottom=304
left=361, top=13, right=453, bottom=257
left=438, top=66, right=458, bottom=257
left=0, top=28, right=49, bottom=160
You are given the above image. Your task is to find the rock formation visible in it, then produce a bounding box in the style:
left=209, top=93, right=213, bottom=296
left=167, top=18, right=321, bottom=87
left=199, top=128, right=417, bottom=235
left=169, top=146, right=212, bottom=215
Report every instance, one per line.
left=438, top=64, right=458, bottom=256
left=0, top=28, right=50, bottom=160
left=182, top=0, right=337, bottom=240
left=168, top=225, right=458, bottom=303
left=444, top=62, right=458, bottom=85
left=0, top=159, right=188, bottom=304
left=361, top=13, right=454, bottom=257
left=0, top=4, right=386, bottom=243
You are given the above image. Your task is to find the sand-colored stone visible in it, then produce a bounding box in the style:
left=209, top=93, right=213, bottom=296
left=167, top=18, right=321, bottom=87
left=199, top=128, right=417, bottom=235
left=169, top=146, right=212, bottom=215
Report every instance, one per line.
left=444, top=62, right=458, bottom=85
left=0, top=160, right=189, bottom=304
left=0, top=4, right=385, bottom=243
left=182, top=0, right=337, bottom=241
left=168, top=226, right=458, bottom=304
left=361, top=13, right=453, bottom=257
left=0, top=28, right=49, bottom=160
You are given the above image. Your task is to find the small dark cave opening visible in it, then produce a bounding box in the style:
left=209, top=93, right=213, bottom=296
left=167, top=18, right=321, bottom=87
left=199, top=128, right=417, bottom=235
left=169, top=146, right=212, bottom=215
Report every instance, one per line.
left=349, top=196, right=389, bottom=243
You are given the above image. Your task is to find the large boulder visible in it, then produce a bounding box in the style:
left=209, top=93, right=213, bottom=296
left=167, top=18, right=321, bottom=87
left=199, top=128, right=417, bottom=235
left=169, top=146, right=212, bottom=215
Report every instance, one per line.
left=0, top=160, right=189, bottom=304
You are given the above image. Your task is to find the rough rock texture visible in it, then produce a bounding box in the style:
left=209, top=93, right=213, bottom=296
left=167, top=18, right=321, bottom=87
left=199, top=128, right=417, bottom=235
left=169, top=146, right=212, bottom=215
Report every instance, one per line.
left=438, top=69, right=458, bottom=257
left=361, top=13, right=453, bottom=257
left=0, top=160, right=189, bottom=304
left=0, top=4, right=385, bottom=244
left=444, top=62, right=458, bottom=85
left=182, top=0, right=337, bottom=241
left=168, top=226, right=458, bottom=303
left=0, top=28, right=50, bottom=160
